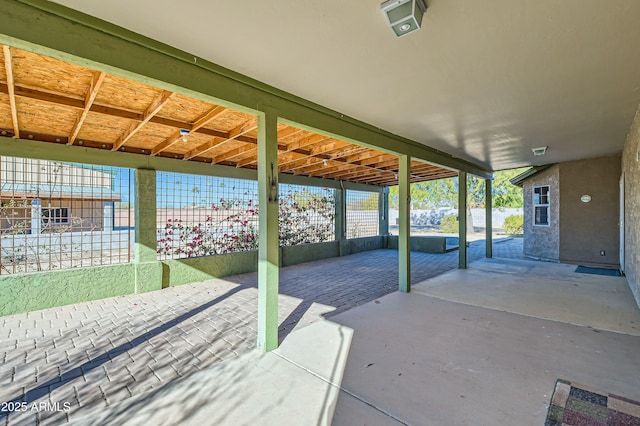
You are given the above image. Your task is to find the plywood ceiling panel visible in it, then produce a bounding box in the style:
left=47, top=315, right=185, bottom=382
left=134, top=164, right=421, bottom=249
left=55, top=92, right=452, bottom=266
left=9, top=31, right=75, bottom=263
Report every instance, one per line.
left=0, top=45, right=458, bottom=186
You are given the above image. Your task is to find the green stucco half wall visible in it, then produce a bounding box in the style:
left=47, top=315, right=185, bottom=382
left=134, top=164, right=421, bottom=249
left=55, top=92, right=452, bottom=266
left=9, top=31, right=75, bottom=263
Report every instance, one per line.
left=0, top=236, right=389, bottom=317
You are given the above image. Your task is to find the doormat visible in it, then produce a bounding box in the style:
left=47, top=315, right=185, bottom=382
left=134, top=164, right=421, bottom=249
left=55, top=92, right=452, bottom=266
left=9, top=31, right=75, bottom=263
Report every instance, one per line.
left=575, top=266, right=622, bottom=277
left=546, top=379, right=640, bottom=425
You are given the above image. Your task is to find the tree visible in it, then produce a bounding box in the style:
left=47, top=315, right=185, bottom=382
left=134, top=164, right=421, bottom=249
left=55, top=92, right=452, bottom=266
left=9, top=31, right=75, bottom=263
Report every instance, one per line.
left=388, top=178, right=458, bottom=209
left=491, top=168, right=526, bottom=207
left=388, top=168, right=526, bottom=209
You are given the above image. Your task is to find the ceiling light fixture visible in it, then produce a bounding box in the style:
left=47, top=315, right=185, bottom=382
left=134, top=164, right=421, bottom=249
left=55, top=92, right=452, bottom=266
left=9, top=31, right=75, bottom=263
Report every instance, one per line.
left=532, top=146, right=547, bottom=156
left=381, top=0, right=427, bottom=38
left=180, top=129, right=189, bottom=143
left=323, top=159, right=328, bottom=166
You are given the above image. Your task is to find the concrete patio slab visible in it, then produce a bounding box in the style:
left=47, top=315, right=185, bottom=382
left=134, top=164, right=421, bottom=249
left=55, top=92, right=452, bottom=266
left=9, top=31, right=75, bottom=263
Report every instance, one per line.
left=412, top=257, right=640, bottom=335
left=324, top=292, right=640, bottom=425
left=68, top=256, right=640, bottom=426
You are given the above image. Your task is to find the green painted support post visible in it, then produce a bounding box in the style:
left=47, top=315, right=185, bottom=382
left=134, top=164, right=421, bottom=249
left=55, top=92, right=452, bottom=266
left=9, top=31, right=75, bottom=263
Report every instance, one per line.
left=379, top=187, right=389, bottom=236
left=458, top=171, right=468, bottom=269
left=133, top=169, right=162, bottom=293
left=398, top=155, right=411, bottom=292
left=134, top=169, right=157, bottom=262
left=485, top=178, right=493, bottom=258
left=335, top=185, right=347, bottom=256
left=257, top=109, right=279, bottom=352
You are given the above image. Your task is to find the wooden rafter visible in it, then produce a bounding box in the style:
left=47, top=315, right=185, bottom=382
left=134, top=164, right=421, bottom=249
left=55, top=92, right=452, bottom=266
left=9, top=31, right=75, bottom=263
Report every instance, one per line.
left=152, top=105, right=227, bottom=156
left=282, top=155, right=337, bottom=173
left=365, top=158, right=402, bottom=170
left=233, top=126, right=305, bottom=167
left=278, top=141, right=367, bottom=172
left=296, top=162, right=345, bottom=177
left=319, top=164, right=395, bottom=181
left=0, top=82, right=247, bottom=142
left=343, top=150, right=388, bottom=164
left=68, top=71, right=106, bottom=146
left=286, top=149, right=396, bottom=180
left=351, top=153, right=395, bottom=166
left=212, top=144, right=257, bottom=164
left=184, top=116, right=257, bottom=161
left=278, top=144, right=352, bottom=170
left=2, top=46, right=20, bottom=138
left=113, top=90, right=173, bottom=151
left=285, top=134, right=333, bottom=153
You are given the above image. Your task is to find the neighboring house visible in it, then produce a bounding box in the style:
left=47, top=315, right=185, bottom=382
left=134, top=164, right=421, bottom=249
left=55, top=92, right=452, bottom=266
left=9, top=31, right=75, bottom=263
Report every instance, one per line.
left=0, top=157, right=121, bottom=234
left=511, top=155, right=621, bottom=268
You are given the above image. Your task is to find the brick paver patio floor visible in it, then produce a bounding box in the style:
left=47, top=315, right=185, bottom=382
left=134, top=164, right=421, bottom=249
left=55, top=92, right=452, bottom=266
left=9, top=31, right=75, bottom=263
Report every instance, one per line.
left=0, top=238, right=523, bottom=425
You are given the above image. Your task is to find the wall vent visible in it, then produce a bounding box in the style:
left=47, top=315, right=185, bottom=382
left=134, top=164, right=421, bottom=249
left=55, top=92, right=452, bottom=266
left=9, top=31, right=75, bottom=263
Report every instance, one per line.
left=532, top=146, right=547, bottom=156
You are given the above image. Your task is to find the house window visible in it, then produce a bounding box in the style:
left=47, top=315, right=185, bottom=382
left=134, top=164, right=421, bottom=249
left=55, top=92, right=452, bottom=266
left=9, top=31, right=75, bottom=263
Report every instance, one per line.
left=42, top=207, right=70, bottom=225
left=533, top=186, right=549, bottom=226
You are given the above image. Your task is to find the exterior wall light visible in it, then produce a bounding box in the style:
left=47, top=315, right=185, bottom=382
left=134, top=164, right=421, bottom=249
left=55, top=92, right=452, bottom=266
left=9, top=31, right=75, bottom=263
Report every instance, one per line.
left=180, top=129, right=189, bottom=143
left=580, top=195, right=591, bottom=203
left=381, top=0, right=427, bottom=38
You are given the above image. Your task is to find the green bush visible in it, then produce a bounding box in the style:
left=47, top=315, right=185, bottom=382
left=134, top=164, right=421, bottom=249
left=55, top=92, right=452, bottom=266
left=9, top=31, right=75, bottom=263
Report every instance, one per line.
left=440, top=215, right=458, bottom=233
left=503, top=214, right=524, bottom=235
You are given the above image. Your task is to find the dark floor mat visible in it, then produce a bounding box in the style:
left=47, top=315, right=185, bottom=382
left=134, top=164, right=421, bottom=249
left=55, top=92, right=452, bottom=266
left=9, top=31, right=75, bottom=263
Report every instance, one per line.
left=546, top=379, right=640, bottom=425
left=575, top=266, right=622, bottom=277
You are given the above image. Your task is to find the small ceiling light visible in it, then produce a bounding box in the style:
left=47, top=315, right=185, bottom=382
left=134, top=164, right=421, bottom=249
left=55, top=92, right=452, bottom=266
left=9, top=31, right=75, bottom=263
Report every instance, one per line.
left=323, top=159, right=328, bottom=166
left=180, top=129, right=189, bottom=143
left=381, top=0, right=427, bottom=38
left=532, top=146, right=547, bottom=156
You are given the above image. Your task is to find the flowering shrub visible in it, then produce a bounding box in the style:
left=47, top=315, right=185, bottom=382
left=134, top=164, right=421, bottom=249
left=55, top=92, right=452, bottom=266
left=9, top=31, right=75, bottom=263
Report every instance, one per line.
left=157, top=189, right=335, bottom=259
left=279, top=190, right=335, bottom=246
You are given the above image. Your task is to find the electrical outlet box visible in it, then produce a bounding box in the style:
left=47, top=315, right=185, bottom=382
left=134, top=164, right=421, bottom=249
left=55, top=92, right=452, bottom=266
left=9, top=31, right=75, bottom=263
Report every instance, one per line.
left=600, top=250, right=606, bottom=256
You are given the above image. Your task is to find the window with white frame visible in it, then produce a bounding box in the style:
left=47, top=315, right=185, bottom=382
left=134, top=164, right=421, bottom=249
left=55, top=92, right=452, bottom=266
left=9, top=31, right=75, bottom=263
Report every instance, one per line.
left=42, top=207, right=70, bottom=225
left=533, top=186, right=550, bottom=226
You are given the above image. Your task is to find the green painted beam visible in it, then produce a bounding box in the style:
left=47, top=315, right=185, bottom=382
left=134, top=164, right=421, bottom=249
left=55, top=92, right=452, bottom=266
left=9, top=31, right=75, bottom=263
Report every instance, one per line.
left=485, top=178, right=493, bottom=258
left=458, top=171, right=468, bottom=269
left=279, top=174, right=382, bottom=192
left=398, top=155, right=411, bottom=292
left=0, top=137, right=381, bottom=192
left=0, top=0, right=492, bottom=180
left=257, top=109, right=279, bottom=352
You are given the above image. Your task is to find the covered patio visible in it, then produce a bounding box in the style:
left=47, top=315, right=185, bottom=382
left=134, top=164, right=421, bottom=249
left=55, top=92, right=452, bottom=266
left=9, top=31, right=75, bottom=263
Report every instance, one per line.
left=0, top=239, right=523, bottom=425
left=2, top=242, right=634, bottom=425
left=2, top=1, right=640, bottom=425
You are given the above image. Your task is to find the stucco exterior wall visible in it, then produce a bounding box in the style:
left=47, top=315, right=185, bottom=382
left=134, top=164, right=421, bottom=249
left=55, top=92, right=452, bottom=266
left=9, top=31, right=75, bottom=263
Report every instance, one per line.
left=622, top=108, right=640, bottom=307
left=559, top=156, right=620, bottom=267
left=523, top=165, right=560, bottom=261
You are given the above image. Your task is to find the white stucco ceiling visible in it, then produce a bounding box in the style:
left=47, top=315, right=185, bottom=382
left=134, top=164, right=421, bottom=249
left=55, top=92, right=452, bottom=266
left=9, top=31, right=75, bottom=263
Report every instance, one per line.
left=52, top=0, right=640, bottom=171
